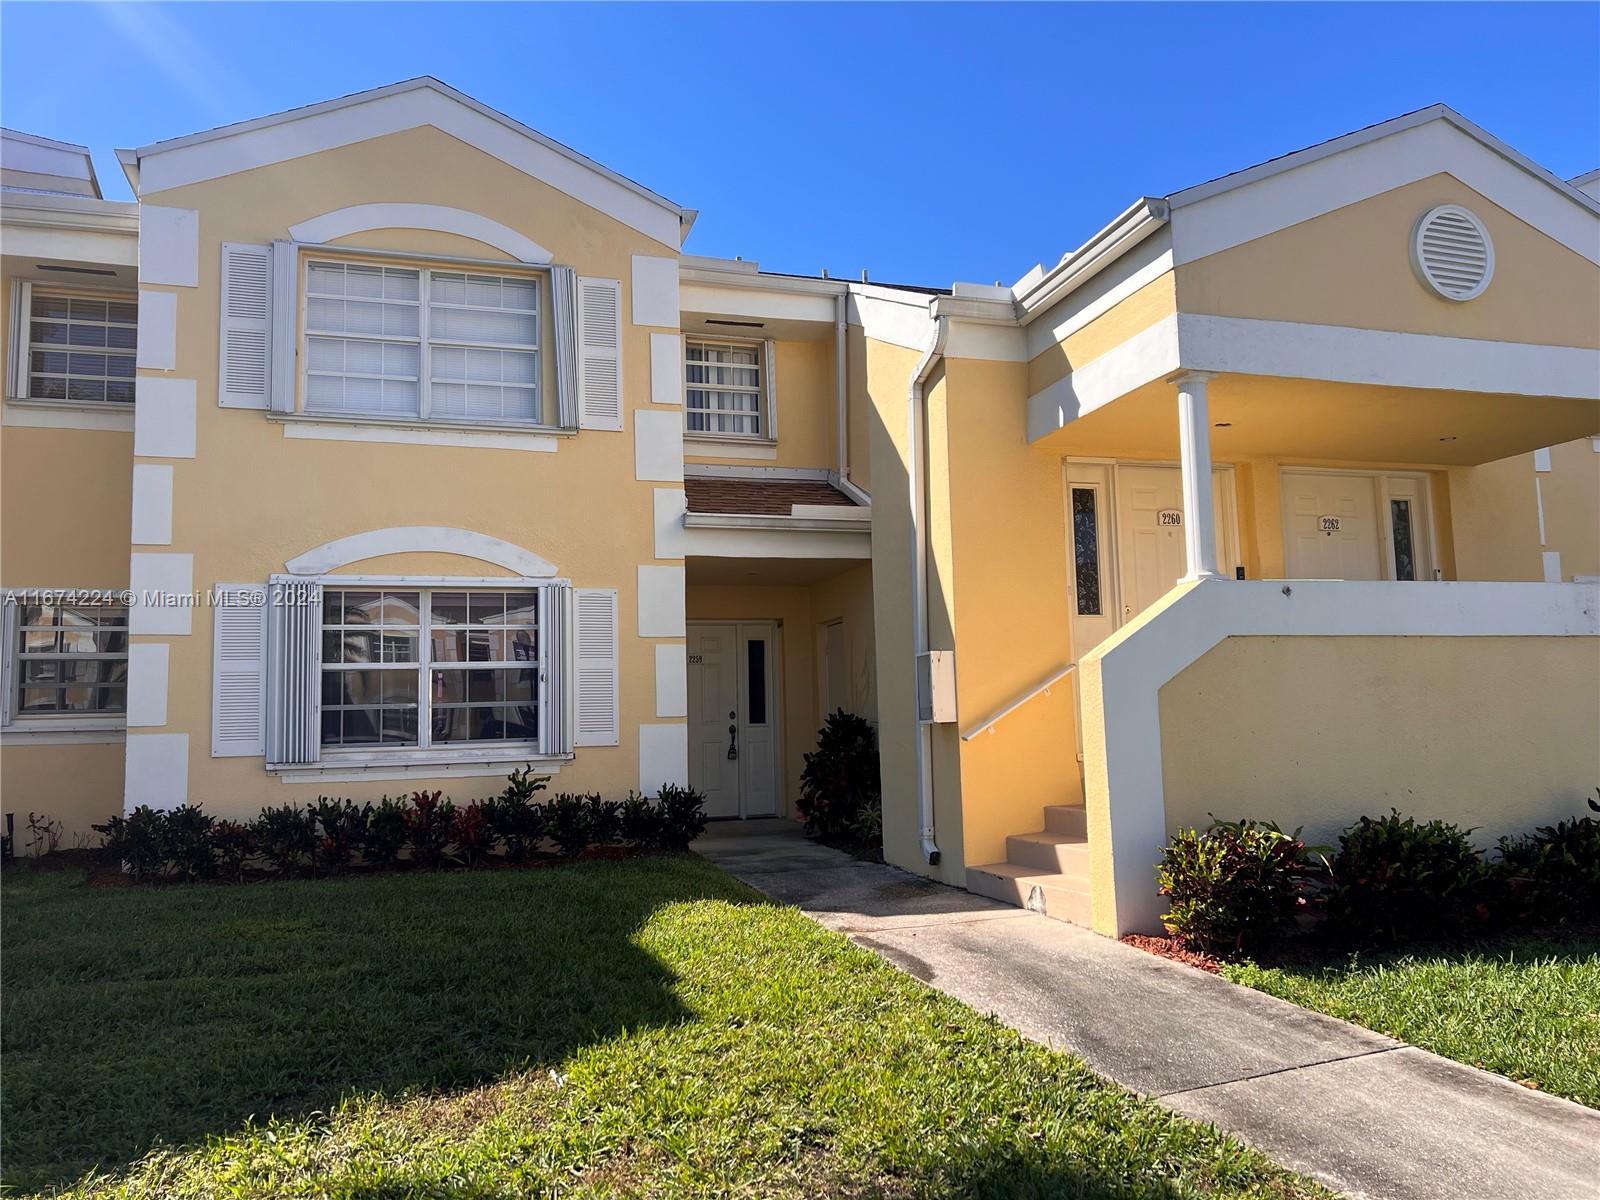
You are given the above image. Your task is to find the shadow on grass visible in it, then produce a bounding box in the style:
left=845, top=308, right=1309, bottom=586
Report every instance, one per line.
left=0, top=854, right=747, bottom=1192
left=1253, top=925, right=1600, bottom=974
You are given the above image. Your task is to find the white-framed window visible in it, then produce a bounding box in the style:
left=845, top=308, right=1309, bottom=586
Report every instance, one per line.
left=685, top=337, right=769, bottom=438
left=303, top=260, right=541, bottom=424
left=2, top=596, right=129, bottom=723
left=10, top=285, right=137, bottom=404
left=320, top=587, right=541, bottom=751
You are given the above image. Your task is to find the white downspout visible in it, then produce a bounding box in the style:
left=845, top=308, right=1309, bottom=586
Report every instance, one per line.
left=835, top=292, right=850, bottom=484
left=908, top=315, right=948, bottom=865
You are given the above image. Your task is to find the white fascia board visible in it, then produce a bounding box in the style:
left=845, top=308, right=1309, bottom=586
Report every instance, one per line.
left=943, top=318, right=1027, bottom=363
left=1, top=130, right=96, bottom=187
left=1168, top=104, right=1600, bottom=219
left=0, top=225, right=138, bottom=268
left=680, top=280, right=838, bottom=325
left=676, top=521, right=871, bottom=561
left=0, top=192, right=140, bottom=234
left=133, top=79, right=687, bottom=247
left=1027, top=313, right=1182, bottom=441
left=680, top=264, right=844, bottom=296
left=1170, top=117, right=1600, bottom=267
left=683, top=511, right=871, bottom=535
left=1013, top=197, right=1170, bottom=318
left=683, top=463, right=832, bottom=480
left=1023, top=226, right=1174, bottom=361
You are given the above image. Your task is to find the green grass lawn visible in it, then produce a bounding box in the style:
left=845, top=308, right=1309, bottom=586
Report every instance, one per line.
left=1222, top=932, right=1600, bottom=1109
left=2, top=854, right=1327, bottom=1200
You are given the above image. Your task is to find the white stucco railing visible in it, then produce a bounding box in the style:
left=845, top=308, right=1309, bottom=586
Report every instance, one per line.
left=1078, top=578, right=1600, bottom=937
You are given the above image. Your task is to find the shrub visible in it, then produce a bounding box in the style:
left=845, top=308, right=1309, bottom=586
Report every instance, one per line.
left=656, top=784, right=707, bottom=852
left=584, top=795, right=622, bottom=846
left=619, top=792, right=664, bottom=850
left=25, top=811, right=62, bottom=858
left=1323, top=810, right=1495, bottom=946
left=164, top=805, right=218, bottom=882
left=1496, top=792, right=1600, bottom=923
left=450, top=801, right=497, bottom=867
left=546, top=793, right=593, bottom=859
left=405, top=790, right=455, bottom=869
left=797, top=710, right=881, bottom=849
left=93, top=806, right=169, bottom=883
left=212, top=820, right=257, bottom=881
left=362, top=796, right=410, bottom=869
left=485, top=768, right=549, bottom=862
left=252, top=804, right=318, bottom=878
left=310, top=797, right=366, bottom=875
left=1157, top=818, right=1325, bottom=957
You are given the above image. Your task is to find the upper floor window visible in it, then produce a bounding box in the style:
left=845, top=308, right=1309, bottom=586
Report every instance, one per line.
left=15, top=288, right=137, bottom=404
left=685, top=337, right=766, bottom=439
left=304, top=261, right=540, bottom=425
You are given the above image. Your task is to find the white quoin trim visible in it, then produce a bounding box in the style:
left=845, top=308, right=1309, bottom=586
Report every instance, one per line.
left=285, top=526, right=558, bottom=577
left=1171, top=371, right=1220, bottom=581
left=287, top=204, right=554, bottom=264
left=1081, top=578, right=1600, bottom=938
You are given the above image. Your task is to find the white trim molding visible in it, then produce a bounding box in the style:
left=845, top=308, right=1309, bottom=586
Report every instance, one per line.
left=130, top=464, right=174, bottom=545
left=138, top=205, right=200, bottom=287
left=285, top=527, right=558, bottom=577
left=1079, top=578, right=1600, bottom=937
left=133, top=377, right=198, bottom=458
left=287, top=204, right=553, bottom=264
left=632, top=255, right=680, bottom=328
left=654, top=643, right=687, bottom=718
left=124, top=732, right=189, bottom=811
left=126, top=643, right=170, bottom=727
left=277, top=414, right=559, bottom=453
left=637, top=565, right=686, bottom=637
left=638, top=723, right=688, bottom=795
left=635, top=410, right=685, bottom=482
left=128, top=553, right=194, bottom=636
left=135, top=290, right=177, bottom=371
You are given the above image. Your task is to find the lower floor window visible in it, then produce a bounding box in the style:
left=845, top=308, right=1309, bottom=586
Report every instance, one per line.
left=11, top=599, right=128, bottom=716
left=320, top=588, right=539, bottom=750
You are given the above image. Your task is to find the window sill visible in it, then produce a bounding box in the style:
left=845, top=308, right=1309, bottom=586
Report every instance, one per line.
left=684, top=434, right=779, bottom=460
left=268, top=748, right=571, bottom=785
left=3, top=397, right=136, bottom=432
left=684, top=433, right=776, bottom=447
left=270, top=411, right=572, bottom=453
left=1, top=720, right=126, bottom=746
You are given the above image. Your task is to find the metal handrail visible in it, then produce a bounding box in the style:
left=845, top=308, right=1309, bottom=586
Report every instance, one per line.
left=959, top=663, right=1076, bottom=741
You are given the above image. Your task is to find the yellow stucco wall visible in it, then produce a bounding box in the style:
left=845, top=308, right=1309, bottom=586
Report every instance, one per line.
left=1448, top=455, right=1546, bottom=582
left=1, top=272, right=135, bottom=838
left=1159, top=634, right=1600, bottom=847
left=135, top=123, right=681, bottom=818
left=1177, top=174, right=1600, bottom=349
left=845, top=325, right=873, bottom=495
left=1542, top=437, right=1600, bottom=581
left=943, top=355, right=1081, bottom=869
left=1028, top=272, right=1177, bottom=395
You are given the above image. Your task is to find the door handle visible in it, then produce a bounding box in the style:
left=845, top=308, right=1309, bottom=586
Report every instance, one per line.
left=727, top=711, right=738, bottom=760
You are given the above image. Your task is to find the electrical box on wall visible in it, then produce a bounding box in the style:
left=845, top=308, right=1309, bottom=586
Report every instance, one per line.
left=916, top=651, right=957, bottom=724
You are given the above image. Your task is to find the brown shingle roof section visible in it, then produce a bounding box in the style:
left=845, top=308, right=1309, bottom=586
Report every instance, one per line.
left=684, top=477, right=858, bottom=516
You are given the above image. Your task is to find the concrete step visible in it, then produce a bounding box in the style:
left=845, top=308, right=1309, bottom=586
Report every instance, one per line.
left=967, top=861, right=1093, bottom=926
left=1044, top=805, right=1088, bottom=838
left=1005, top=831, right=1091, bottom=875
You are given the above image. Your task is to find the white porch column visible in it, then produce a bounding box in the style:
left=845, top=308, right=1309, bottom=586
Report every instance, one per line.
left=1172, top=371, right=1220, bottom=581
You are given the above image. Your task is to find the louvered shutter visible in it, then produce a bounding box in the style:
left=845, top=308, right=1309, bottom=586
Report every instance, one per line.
left=540, top=583, right=572, bottom=753
left=550, top=267, right=580, bottom=429
left=266, top=578, right=321, bottom=766
left=212, top=585, right=267, bottom=756
left=573, top=587, right=619, bottom=746
left=0, top=596, right=17, bottom=727
left=576, top=276, right=623, bottom=431
left=9, top=281, right=32, bottom=400
left=219, top=243, right=272, bottom=409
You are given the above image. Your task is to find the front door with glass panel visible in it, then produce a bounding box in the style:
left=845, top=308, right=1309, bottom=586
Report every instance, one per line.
left=1281, top=471, right=1433, bottom=581
left=687, top=622, right=779, bottom=819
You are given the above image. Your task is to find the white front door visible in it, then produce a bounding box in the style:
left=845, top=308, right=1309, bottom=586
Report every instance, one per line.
left=1281, top=470, right=1435, bottom=581
left=1112, top=465, right=1237, bottom=623
left=687, top=621, right=779, bottom=819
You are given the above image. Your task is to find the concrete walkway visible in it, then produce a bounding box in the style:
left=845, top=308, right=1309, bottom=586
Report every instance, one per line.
left=695, top=820, right=1600, bottom=1200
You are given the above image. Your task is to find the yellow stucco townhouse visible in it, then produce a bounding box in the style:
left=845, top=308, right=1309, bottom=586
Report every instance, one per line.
left=2, top=80, right=1596, bottom=935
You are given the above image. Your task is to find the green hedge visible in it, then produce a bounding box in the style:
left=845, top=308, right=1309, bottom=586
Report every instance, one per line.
left=92, top=767, right=708, bottom=884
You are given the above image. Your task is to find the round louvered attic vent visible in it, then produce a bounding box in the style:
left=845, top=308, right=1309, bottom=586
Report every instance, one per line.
left=1411, top=205, right=1495, bottom=301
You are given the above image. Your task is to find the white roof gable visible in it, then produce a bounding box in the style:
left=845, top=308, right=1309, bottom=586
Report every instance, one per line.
left=119, top=77, right=689, bottom=248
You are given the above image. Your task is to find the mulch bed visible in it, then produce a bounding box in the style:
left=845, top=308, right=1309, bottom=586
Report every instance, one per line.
left=1121, top=933, right=1223, bottom=974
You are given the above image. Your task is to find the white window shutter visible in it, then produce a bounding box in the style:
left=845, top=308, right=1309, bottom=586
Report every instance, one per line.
left=0, top=596, right=18, bottom=727
left=576, top=276, right=623, bottom=431
left=540, top=583, right=571, bottom=753
left=212, top=585, right=268, bottom=756
left=763, top=338, right=778, bottom=439
left=266, top=578, right=322, bottom=766
left=219, top=243, right=272, bottom=409
left=550, top=267, right=580, bottom=429
left=573, top=587, right=619, bottom=746
left=9, top=280, right=32, bottom=400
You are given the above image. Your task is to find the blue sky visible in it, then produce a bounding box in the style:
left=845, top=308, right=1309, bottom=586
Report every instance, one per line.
left=2, top=2, right=1595, bottom=286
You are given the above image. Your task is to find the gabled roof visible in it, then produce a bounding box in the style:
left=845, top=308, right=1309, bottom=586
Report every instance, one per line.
left=1, top=127, right=102, bottom=199
left=1166, top=103, right=1600, bottom=216
left=117, top=77, right=691, bottom=247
